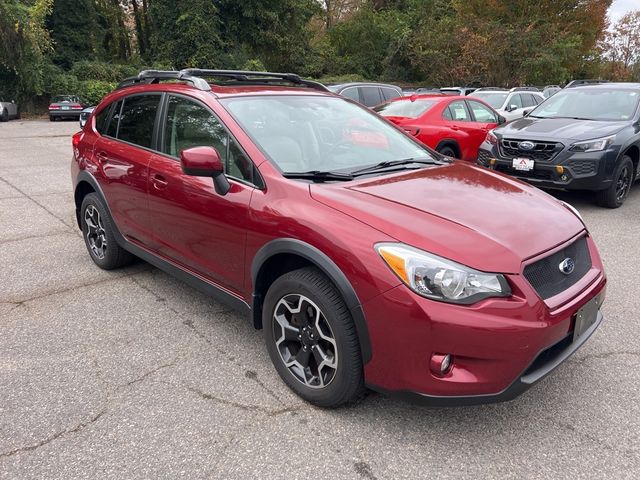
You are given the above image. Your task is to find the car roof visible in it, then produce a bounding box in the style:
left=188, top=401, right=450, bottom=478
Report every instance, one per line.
left=570, top=83, right=640, bottom=91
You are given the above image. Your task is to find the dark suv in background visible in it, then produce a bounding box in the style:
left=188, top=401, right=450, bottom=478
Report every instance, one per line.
left=478, top=83, right=640, bottom=208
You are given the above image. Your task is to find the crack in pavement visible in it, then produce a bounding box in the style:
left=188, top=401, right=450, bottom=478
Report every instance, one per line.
left=2, top=268, right=149, bottom=305
left=572, top=350, right=640, bottom=365
left=0, top=175, right=75, bottom=230
left=0, top=409, right=107, bottom=460
left=184, top=384, right=305, bottom=417
left=0, top=354, right=183, bottom=461
left=129, top=276, right=290, bottom=407
left=0, top=230, right=76, bottom=245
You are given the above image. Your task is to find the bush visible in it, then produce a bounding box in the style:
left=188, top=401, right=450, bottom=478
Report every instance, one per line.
left=78, top=80, right=116, bottom=106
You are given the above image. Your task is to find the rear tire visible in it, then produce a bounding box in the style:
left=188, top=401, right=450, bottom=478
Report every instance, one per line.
left=49, top=115, right=55, bottom=122
left=437, top=145, right=457, bottom=158
left=80, top=193, right=135, bottom=270
left=263, top=267, right=365, bottom=408
left=596, top=155, right=634, bottom=208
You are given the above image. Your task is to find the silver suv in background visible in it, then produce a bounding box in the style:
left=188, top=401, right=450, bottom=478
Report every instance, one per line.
left=0, top=99, right=19, bottom=121
left=327, top=82, right=403, bottom=107
left=470, top=87, right=545, bottom=121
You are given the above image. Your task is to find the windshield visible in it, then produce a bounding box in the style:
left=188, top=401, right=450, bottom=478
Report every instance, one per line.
left=222, top=95, right=435, bottom=174
left=52, top=95, right=79, bottom=103
left=374, top=98, right=438, bottom=118
left=470, top=92, right=507, bottom=109
left=530, top=89, right=639, bottom=121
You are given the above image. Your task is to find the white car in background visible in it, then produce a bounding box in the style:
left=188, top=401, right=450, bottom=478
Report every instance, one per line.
left=469, top=87, right=545, bottom=121
left=0, top=98, right=19, bottom=122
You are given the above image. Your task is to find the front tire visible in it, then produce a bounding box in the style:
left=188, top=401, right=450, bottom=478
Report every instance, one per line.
left=596, top=155, right=634, bottom=208
left=80, top=193, right=135, bottom=269
left=437, top=145, right=457, bottom=158
left=263, top=267, right=365, bottom=408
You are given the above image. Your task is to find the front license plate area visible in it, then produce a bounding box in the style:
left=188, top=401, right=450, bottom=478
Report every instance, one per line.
left=573, top=297, right=599, bottom=341
left=513, top=157, right=534, bottom=171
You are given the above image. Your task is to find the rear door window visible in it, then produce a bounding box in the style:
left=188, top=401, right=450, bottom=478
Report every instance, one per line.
left=117, top=95, right=161, bottom=149
left=522, top=94, right=537, bottom=107
left=360, top=87, right=383, bottom=107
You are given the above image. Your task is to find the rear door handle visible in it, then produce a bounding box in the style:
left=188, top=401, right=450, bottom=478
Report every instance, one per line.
left=152, top=173, right=169, bottom=190
left=451, top=126, right=460, bottom=131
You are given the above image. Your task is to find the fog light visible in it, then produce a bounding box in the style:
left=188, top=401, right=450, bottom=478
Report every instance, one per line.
left=561, top=174, right=568, bottom=181
left=430, top=353, right=453, bottom=376
left=555, top=166, right=564, bottom=174
left=489, top=158, right=497, bottom=166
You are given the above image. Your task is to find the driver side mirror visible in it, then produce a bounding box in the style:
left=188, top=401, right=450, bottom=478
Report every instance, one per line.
left=522, top=109, right=531, bottom=117
left=180, top=146, right=230, bottom=195
left=506, top=104, right=518, bottom=112
left=497, top=115, right=506, bottom=125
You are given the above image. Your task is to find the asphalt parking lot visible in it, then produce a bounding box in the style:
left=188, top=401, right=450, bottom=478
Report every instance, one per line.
left=1, top=119, right=639, bottom=479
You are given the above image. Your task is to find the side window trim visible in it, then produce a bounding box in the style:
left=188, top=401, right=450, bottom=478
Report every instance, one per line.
left=158, top=92, right=264, bottom=189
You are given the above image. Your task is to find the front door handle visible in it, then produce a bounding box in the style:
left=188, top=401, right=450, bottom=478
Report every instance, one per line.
left=152, top=174, right=169, bottom=190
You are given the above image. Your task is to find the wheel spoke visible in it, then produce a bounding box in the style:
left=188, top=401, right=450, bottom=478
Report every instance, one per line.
left=295, top=346, right=312, bottom=367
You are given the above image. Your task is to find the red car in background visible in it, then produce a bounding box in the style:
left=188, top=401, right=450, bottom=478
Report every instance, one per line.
left=374, top=95, right=505, bottom=161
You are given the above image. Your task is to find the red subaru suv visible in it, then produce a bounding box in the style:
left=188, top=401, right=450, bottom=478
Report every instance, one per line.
left=71, top=69, right=606, bottom=408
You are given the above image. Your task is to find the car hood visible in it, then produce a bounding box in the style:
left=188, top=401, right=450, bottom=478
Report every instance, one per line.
left=497, top=116, right=628, bottom=141
left=310, top=162, right=584, bottom=274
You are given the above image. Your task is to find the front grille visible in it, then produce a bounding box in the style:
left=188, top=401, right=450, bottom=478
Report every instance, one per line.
left=568, top=160, right=596, bottom=175
left=523, top=236, right=592, bottom=300
left=477, top=149, right=492, bottom=165
left=500, top=139, right=563, bottom=162
left=495, top=164, right=554, bottom=181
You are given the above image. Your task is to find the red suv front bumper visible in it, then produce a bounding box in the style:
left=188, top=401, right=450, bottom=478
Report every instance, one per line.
left=361, top=235, right=606, bottom=405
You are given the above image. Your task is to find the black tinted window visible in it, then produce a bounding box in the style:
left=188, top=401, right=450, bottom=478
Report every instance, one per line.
left=95, top=105, right=111, bottom=134
left=164, top=95, right=255, bottom=183
left=105, top=100, right=122, bottom=138
left=117, top=95, right=161, bottom=149
left=360, top=87, right=382, bottom=107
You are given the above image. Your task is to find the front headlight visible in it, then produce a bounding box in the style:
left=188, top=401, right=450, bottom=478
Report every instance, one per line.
left=569, top=135, right=615, bottom=153
left=376, top=243, right=511, bottom=304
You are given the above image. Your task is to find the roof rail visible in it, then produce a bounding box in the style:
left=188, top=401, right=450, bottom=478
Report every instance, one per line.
left=180, top=69, right=329, bottom=92
left=116, top=70, right=212, bottom=91
left=565, top=79, right=611, bottom=88
left=116, top=69, right=329, bottom=93
left=510, top=86, right=540, bottom=92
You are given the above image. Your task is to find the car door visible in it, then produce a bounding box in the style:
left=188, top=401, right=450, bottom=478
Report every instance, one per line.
left=146, top=94, right=257, bottom=293
left=93, top=94, right=161, bottom=246
left=441, top=100, right=475, bottom=159
left=465, top=100, right=500, bottom=161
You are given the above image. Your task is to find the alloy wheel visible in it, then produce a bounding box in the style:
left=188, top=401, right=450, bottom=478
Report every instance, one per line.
left=272, top=294, right=338, bottom=389
left=616, top=165, right=632, bottom=202
left=84, top=205, right=107, bottom=259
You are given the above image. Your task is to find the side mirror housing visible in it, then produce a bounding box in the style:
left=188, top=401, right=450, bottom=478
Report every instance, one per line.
left=180, top=146, right=230, bottom=195
left=522, top=109, right=531, bottom=117
left=507, top=104, right=518, bottom=112
left=497, top=115, right=506, bottom=125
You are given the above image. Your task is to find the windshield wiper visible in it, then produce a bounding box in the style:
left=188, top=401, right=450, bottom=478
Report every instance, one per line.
left=349, top=157, right=442, bottom=176
left=282, top=170, right=354, bottom=182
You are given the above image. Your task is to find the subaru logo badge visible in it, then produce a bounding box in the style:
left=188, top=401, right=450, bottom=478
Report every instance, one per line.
left=559, top=258, right=575, bottom=275
left=518, top=141, right=535, bottom=151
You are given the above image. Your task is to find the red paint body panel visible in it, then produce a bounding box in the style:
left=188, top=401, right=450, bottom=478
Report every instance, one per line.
left=72, top=81, right=607, bottom=402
